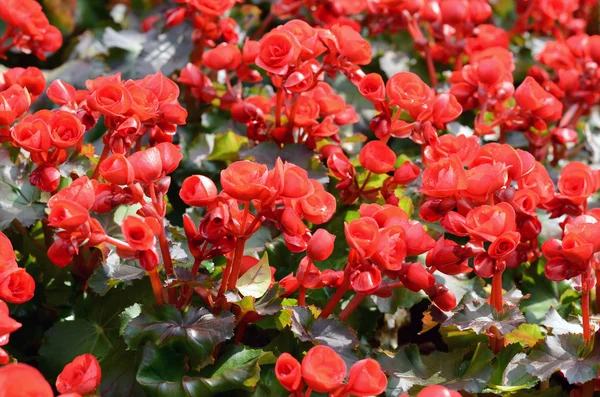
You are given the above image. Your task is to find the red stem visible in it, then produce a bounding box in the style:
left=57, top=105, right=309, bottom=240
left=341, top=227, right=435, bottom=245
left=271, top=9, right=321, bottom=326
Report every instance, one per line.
left=298, top=286, right=306, bottom=307
left=149, top=268, right=165, bottom=306
left=583, top=279, right=591, bottom=343
left=339, top=294, right=365, bottom=321
left=91, top=145, right=110, bottom=180
left=158, top=227, right=177, bottom=304
left=275, top=87, right=284, bottom=127
left=226, top=237, right=248, bottom=291
left=103, top=235, right=133, bottom=251
left=595, top=270, right=600, bottom=314
left=287, top=94, right=300, bottom=135
left=319, top=279, right=350, bottom=319
left=491, top=270, right=503, bottom=312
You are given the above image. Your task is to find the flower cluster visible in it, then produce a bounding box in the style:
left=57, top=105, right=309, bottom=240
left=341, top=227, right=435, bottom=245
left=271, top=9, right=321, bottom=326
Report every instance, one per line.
left=275, top=345, right=387, bottom=396
left=0, top=353, right=101, bottom=397
left=0, top=0, right=62, bottom=59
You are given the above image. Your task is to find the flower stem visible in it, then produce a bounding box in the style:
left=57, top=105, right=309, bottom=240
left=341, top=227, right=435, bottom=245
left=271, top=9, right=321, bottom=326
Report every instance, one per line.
left=339, top=294, right=365, bottom=321
left=91, top=145, right=110, bottom=180
left=583, top=280, right=591, bottom=344
left=595, top=270, right=600, bottom=313
left=287, top=93, right=300, bottom=135
left=319, top=279, right=350, bottom=319
left=226, top=236, right=248, bottom=291
left=275, top=87, right=283, bottom=127
left=158, top=227, right=177, bottom=304
left=149, top=268, right=165, bottom=306
left=491, top=270, right=503, bottom=312
left=298, top=286, right=306, bottom=307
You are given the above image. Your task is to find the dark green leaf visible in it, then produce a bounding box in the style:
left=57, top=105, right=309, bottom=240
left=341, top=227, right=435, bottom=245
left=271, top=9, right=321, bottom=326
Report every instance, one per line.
left=136, top=343, right=188, bottom=397
left=182, top=346, right=275, bottom=396
left=522, top=334, right=600, bottom=383
left=124, top=305, right=235, bottom=367
left=99, top=340, right=146, bottom=397
left=39, top=319, right=112, bottom=377
left=443, top=299, right=525, bottom=335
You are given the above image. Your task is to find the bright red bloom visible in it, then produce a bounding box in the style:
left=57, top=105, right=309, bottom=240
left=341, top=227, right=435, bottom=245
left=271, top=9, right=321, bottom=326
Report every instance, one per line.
left=488, top=231, right=521, bottom=259
left=423, top=134, right=479, bottom=167
left=56, top=354, right=102, bottom=396
left=275, top=353, right=302, bottom=392
left=46, top=80, right=76, bottom=105
left=129, top=147, right=163, bottom=184
left=359, top=73, right=386, bottom=102
left=394, top=161, right=420, bottom=185
left=359, top=141, right=396, bottom=174
left=180, top=175, right=218, bottom=207
left=0, top=363, right=53, bottom=397
left=331, top=24, right=372, bottom=65
left=29, top=165, right=61, bottom=193
left=371, top=226, right=407, bottom=271
left=48, top=200, right=90, bottom=231
left=421, top=155, right=468, bottom=198
left=299, top=185, right=336, bottom=224
left=301, top=346, right=347, bottom=393
left=155, top=142, right=183, bottom=175
left=87, top=83, right=132, bottom=117
left=11, top=116, right=52, bottom=153
left=514, top=76, right=563, bottom=121
left=49, top=111, right=85, bottom=148
left=203, top=43, right=242, bottom=70
left=345, top=217, right=380, bottom=258
left=99, top=154, right=135, bottom=186
left=307, top=229, right=336, bottom=261
left=465, top=202, right=517, bottom=242
left=0, top=267, right=35, bottom=304
left=351, top=264, right=382, bottom=294
left=220, top=161, right=269, bottom=201
left=462, top=163, right=508, bottom=203
left=557, top=162, right=597, bottom=204
left=122, top=216, right=156, bottom=251
left=345, top=358, right=387, bottom=397
left=426, top=237, right=472, bottom=275
left=386, top=72, right=432, bottom=113
left=255, top=30, right=301, bottom=75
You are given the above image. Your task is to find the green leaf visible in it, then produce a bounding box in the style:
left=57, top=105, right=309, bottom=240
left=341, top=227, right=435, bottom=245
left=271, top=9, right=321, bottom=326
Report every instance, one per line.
left=522, top=334, right=600, bottom=383
left=207, top=130, right=249, bottom=161
left=448, top=343, right=494, bottom=393
left=443, top=299, right=525, bottom=335
left=379, top=343, right=495, bottom=395
left=99, top=340, right=146, bottom=397
left=505, top=324, right=545, bottom=347
left=182, top=346, right=275, bottom=396
left=376, top=345, right=449, bottom=395
left=124, top=305, right=235, bottom=367
left=39, top=319, right=112, bottom=377
left=541, top=307, right=585, bottom=335
left=237, top=253, right=271, bottom=298
left=287, top=306, right=358, bottom=352
left=488, top=343, right=539, bottom=393
left=0, top=160, right=46, bottom=229
left=136, top=343, right=188, bottom=397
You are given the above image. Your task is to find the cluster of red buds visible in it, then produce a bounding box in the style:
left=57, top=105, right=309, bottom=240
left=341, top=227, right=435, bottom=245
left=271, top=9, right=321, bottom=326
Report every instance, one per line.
left=360, top=71, right=462, bottom=145
left=0, top=232, right=35, bottom=363
left=180, top=158, right=337, bottom=308
left=179, top=19, right=372, bottom=148
left=511, top=0, right=596, bottom=37
left=143, top=0, right=241, bottom=65
left=275, top=345, right=387, bottom=397
left=0, top=0, right=62, bottom=59
left=0, top=353, right=101, bottom=396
